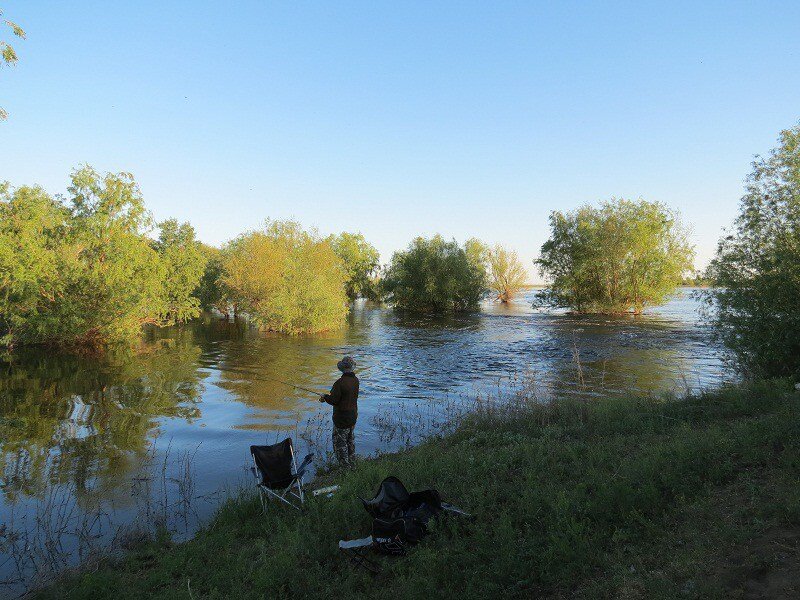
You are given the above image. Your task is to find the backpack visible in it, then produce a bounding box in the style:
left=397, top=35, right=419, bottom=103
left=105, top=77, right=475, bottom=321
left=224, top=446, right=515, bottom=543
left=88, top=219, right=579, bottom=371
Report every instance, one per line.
left=361, top=476, right=442, bottom=555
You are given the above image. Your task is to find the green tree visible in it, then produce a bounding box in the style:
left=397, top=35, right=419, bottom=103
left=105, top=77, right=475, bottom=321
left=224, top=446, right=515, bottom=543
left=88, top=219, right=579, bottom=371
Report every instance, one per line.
left=221, top=220, right=348, bottom=334
left=535, top=199, right=694, bottom=313
left=1, top=7, right=26, bottom=120
left=0, top=167, right=177, bottom=349
left=194, top=243, right=227, bottom=315
left=153, top=219, right=208, bottom=324
left=705, top=124, right=800, bottom=377
left=489, top=245, right=528, bottom=303
left=53, top=166, right=166, bottom=346
left=0, top=183, right=67, bottom=347
left=328, top=232, right=380, bottom=301
left=381, top=235, right=488, bottom=312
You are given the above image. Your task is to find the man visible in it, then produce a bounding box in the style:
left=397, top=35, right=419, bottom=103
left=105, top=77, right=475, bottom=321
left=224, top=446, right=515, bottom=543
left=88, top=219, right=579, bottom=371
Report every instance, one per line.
left=319, top=356, right=360, bottom=468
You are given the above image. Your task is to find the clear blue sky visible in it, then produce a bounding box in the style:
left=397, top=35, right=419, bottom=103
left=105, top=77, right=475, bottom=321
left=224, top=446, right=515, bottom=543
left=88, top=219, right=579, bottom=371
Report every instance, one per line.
left=2, top=1, right=799, bottom=280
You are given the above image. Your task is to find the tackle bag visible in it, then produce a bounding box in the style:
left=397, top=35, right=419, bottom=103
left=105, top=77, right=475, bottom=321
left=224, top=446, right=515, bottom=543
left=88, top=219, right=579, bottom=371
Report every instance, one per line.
left=361, top=476, right=442, bottom=555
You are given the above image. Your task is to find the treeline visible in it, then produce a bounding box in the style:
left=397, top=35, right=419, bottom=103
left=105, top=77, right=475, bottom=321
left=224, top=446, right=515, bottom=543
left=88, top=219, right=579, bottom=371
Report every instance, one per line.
left=2, top=123, right=798, bottom=379
left=0, top=169, right=385, bottom=346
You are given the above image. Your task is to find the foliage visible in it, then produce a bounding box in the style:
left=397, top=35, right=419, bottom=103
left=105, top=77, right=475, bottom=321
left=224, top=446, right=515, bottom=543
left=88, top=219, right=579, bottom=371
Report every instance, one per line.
left=193, top=243, right=227, bottom=314
left=0, top=183, right=67, bottom=347
left=705, top=124, right=800, bottom=378
left=328, top=232, right=380, bottom=301
left=1, top=7, right=26, bottom=120
left=38, top=380, right=800, bottom=599
left=488, top=245, right=528, bottom=303
left=381, top=235, right=488, bottom=312
left=153, top=219, right=208, bottom=323
left=221, top=220, right=348, bottom=334
left=535, top=199, right=694, bottom=313
left=0, top=167, right=207, bottom=349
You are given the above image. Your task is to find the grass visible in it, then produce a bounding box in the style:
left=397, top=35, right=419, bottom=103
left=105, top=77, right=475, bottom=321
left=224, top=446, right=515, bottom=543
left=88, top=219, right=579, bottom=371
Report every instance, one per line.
left=35, top=380, right=800, bottom=599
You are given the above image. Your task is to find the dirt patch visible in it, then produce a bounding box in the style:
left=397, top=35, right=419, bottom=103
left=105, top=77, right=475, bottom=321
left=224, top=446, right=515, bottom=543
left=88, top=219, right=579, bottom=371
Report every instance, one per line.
left=709, top=526, right=800, bottom=599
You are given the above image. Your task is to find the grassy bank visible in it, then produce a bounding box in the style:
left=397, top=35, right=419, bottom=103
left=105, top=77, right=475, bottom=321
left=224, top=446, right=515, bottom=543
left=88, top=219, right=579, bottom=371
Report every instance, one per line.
left=38, top=381, right=800, bottom=599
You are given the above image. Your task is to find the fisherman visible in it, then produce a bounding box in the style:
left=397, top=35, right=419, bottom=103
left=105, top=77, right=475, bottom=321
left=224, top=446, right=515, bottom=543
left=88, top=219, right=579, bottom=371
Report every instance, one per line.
left=319, top=356, right=360, bottom=468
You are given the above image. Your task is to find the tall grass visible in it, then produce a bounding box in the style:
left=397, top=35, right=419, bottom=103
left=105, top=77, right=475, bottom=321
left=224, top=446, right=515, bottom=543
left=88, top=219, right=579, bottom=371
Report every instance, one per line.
left=33, top=378, right=800, bottom=599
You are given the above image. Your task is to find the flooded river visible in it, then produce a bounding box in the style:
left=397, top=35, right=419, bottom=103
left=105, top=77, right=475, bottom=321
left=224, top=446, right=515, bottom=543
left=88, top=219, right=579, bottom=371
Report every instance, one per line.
left=0, top=289, right=726, bottom=593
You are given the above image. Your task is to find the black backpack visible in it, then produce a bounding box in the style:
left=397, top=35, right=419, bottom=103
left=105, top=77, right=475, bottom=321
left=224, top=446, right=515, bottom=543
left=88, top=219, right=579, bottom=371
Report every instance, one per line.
left=361, top=476, right=442, bottom=555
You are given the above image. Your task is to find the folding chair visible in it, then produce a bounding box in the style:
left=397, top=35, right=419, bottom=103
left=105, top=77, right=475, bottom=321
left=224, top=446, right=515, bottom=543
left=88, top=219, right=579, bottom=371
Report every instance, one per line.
left=250, top=438, right=313, bottom=511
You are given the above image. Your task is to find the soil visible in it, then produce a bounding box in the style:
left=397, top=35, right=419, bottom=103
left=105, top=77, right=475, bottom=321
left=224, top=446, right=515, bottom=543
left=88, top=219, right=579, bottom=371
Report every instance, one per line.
left=709, top=526, right=800, bottom=599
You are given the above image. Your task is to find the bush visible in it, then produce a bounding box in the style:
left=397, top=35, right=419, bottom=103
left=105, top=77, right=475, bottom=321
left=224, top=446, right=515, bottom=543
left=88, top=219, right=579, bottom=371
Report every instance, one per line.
left=153, top=219, right=208, bottom=323
left=535, top=199, right=694, bottom=313
left=381, top=235, right=488, bottom=312
left=705, top=124, right=800, bottom=377
left=328, top=232, right=381, bottom=301
left=0, top=167, right=206, bottom=349
left=221, top=220, right=349, bottom=333
left=488, top=245, right=528, bottom=303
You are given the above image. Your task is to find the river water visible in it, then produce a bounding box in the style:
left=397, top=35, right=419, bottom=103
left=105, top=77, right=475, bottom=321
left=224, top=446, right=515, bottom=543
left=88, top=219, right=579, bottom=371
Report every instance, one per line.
left=0, top=289, right=726, bottom=593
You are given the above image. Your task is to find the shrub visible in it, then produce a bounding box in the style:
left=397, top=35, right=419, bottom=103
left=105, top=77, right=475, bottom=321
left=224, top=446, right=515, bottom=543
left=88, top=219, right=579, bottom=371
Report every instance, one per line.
left=328, top=232, right=380, bottom=301
left=705, top=124, right=800, bottom=377
left=535, top=199, right=694, bottom=313
left=153, top=219, right=208, bottom=323
left=381, top=235, right=488, bottom=312
left=221, top=220, right=348, bottom=333
left=0, top=167, right=206, bottom=349
left=488, top=245, right=528, bottom=303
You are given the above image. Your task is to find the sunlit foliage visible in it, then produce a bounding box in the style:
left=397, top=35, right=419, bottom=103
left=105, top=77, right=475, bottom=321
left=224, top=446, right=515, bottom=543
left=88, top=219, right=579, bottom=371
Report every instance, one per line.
left=328, top=232, right=380, bottom=301
left=153, top=219, right=208, bottom=323
left=705, top=124, right=800, bottom=377
left=194, top=243, right=227, bottom=315
left=488, top=245, right=528, bottom=303
left=0, top=7, right=26, bottom=120
left=535, top=199, right=694, bottom=314
left=221, top=220, right=348, bottom=334
left=381, top=235, right=488, bottom=312
left=0, top=167, right=206, bottom=349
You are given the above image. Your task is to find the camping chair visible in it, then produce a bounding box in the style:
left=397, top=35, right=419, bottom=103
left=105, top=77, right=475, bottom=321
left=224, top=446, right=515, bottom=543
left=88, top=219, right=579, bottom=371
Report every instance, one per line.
left=250, top=438, right=313, bottom=511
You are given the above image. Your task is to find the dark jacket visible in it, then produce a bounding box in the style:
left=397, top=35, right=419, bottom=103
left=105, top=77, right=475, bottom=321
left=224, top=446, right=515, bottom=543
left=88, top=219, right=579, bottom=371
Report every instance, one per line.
left=323, top=372, right=360, bottom=428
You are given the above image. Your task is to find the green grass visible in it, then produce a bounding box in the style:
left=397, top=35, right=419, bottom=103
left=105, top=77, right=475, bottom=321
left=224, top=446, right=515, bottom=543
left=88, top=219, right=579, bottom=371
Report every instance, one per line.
left=37, top=380, right=800, bottom=599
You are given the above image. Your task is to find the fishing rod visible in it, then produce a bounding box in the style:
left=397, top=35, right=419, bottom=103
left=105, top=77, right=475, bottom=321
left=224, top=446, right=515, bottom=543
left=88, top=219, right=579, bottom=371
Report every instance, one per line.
left=216, top=364, right=378, bottom=398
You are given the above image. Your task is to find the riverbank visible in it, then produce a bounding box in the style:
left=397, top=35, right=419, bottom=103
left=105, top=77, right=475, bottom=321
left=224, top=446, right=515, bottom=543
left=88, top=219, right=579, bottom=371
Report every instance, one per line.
left=36, top=380, right=800, bottom=599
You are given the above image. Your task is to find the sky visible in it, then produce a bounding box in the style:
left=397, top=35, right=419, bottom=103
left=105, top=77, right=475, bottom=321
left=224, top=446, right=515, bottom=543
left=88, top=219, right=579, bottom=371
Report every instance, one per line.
left=1, top=1, right=799, bottom=281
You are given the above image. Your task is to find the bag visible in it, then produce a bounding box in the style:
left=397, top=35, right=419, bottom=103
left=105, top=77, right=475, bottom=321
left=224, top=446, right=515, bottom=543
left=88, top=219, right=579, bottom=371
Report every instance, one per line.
left=362, top=476, right=442, bottom=555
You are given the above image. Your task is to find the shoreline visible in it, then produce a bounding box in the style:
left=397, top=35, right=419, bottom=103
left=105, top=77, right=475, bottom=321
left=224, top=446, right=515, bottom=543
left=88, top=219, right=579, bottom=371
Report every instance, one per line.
left=31, top=378, right=800, bottom=599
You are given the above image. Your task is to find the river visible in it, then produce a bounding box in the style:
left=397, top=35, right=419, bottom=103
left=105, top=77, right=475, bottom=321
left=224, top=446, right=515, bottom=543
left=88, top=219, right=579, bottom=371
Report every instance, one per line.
left=0, top=289, right=726, bottom=594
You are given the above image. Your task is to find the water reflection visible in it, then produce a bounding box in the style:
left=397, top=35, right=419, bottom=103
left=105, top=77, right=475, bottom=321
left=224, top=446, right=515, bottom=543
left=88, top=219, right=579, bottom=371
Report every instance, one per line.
left=0, top=334, right=204, bottom=506
left=0, top=289, right=727, bottom=593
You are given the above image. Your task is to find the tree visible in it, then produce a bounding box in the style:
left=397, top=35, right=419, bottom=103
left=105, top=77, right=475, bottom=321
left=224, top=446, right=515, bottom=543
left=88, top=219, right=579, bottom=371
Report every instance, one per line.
left=381, top=235, right=488, bottom=312
left=0, top=167, right=193, bottom=349
left=705, top=124, right=800, bottom=378
left=1, top=7, right=26, bottom=120
left=221, top=220, right=348, bottom=334
left=488, top=245, right=528, bottom=303
left=153, top=219, right=208, bottom=324
left=0, top=183, right=67, bottom=347
left=535, top=199, right=694, bottom=313
left=193, top=243, right=227, bottom=315
left=328, top=232, right=380, bottom=301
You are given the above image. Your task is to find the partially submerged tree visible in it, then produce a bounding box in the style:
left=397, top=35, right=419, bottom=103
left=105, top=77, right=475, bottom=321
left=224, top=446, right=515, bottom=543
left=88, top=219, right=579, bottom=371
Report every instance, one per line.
left=153, top=219, right=208, bottom=323
left=1, top=7, right=26, bottom=120
left=193, top=243, right=227, bottom=315
left=328, top=232, right=380, bottom=301
left=705, top=124, right=800, bottom=378
left=535, top=199, right=694, bottom=313
left=489, top=245, right=528, bottom=303
left=381, top=235, right=488, bottom=312
left=0, top=167, right=207, bottom=349
left=221, top=220, right=348, bottom=334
